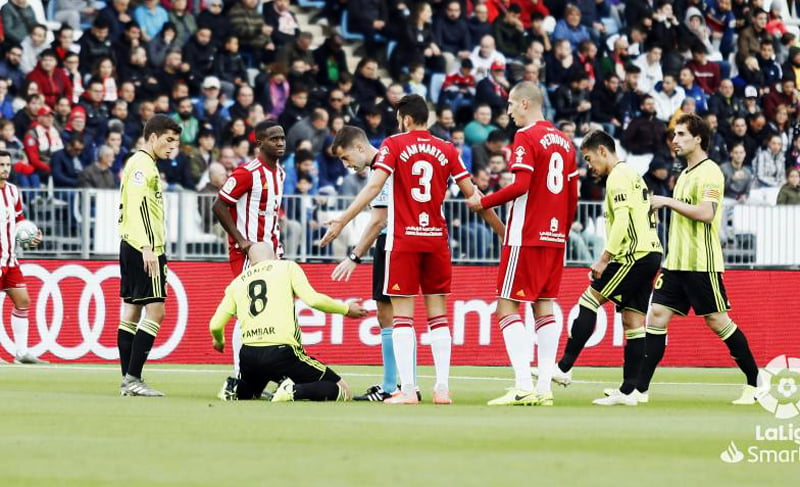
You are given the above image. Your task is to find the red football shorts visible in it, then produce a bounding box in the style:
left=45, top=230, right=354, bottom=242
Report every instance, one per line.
left=384, top=248, right=452, bottom=296
left=497, top=246, right=564, bottom=302
left=0, top=266, right=27, bottom=290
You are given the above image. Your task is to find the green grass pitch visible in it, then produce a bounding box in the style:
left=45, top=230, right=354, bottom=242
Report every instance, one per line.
left=1, top=364, right=796, bottom=486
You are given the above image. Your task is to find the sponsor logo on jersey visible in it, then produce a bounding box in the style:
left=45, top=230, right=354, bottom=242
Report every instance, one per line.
left=392, top=284, right=401, bottom=291
left=550, top=217, right=559, bottom=233
left=419, top=212, right=429, bottom=227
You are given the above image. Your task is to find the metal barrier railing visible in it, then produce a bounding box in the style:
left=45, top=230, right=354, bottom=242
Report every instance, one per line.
left=15, top=189, right=799, bottom=268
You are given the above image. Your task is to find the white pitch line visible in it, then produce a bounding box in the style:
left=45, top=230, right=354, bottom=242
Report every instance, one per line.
left=3, top=363, right=744, bottom=387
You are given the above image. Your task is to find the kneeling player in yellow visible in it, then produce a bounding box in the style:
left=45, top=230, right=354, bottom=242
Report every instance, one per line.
left=209, top=243, right=367, bottom=402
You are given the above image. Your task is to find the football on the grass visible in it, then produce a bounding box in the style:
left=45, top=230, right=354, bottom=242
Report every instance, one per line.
left=15, top=220, right=39, bottom=248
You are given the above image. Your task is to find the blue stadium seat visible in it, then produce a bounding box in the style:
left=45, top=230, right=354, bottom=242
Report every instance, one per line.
left=340, top=11, right=364, bottom=42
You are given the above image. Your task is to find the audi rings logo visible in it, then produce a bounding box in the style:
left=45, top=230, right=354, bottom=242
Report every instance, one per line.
left=0, top=263, right=188, bottom=360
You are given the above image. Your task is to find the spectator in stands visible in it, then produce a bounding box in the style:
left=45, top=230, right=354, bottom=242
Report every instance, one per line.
left=519, top=62, right=554, bottom=121
left=404, top=63, right=428, bottom=100
left=763, top=77, right=798, bottom=121
left=79, top=16, right=114, bottom=74
left=470, top=34, right=507, bottom=81
left=347, top=0, right=389, bottom=60
left=590, top=73, right=623, bottom=136
left=727, top=115, right=757, bottom=166
left=1, top=0, right=38, bottom=45
left=211, top=36, right=248, bottom=99
left=707, top=0, right=736, bottom=60
left=158, top=151, right=195, bottom=190
left=376, top=83, right=402, bottom=136
left=119, top=46, right=159, bottom=100
left=678, top=66, right=708, bottom=113
left=467, top=3, right=492, bottom=47
left=622, top=95, right=667, bottom=157
left=51, top=136, right=86, bottom=188
left=79, top=78, right=111, bottom=147
left=705, top=113, right=730, bottom=164
left=471, top=128, right=508, bottom=173
left=464, top=103, right=498, bottom=146
left=134, top=0, right=168, bottom=42
left=492, top=4, right=526, bottom=60
left=643, top=158, right=673, bottom=197
left=390, top=2, right=445, bottom=81
left=230, top=0, right=275, bottom=64
left=439, top=58, right=476, bottom=120
left=433, top=0, right=472, bottom=72
left=61, top=105, right=89, bottom=146
left=652, top=72, right=685, bottom=124
left=767, top=104, right=793, bottom=150
left=99, top=0, right=133, bottom=42
left=51, top=24, right=75, bottom=65
left=53, top=0, right=97, bottom=31
left=758, top=39, right=783, bottom=89
left=686, top=45, right=720, bottom=96
left=278, top=85, right=310, bottom=131
left=351, top=58, right=385, bottom=109
left=633, top=45, right=663, bottom=96
left=313, top=33, right=348, bottom=90
left=24, top=105, right=64, bottom=182
left=554, top=70, right=592, bottom=135
left=429, top=106, right=455, bottom=141
left=453, top=167, right=493, bottom=259
left=786, top=133, right=800, bottom=172
left=552, top=3, right=591, bottom=50
left=545, top=39, right=573, bottom=93
left=197, top=0, right=229, bottom=47
left=599, top=35, right=630, bottom=82
left=104, top=128, right=128, bottom=177
left=78, top=145, right=117, bottom=189
left=0, top=46, right=25, bottom=95
left=183, top=26, right=216, bottom=92
left=475, top=61, right=510, bottom=117
left=451, top=127, right=472, bottom=170
left=277, top=31, right=315, bottom=72
left=92, top=56, right=118, bottom=103
left=339, top=165, right=369, bottom=198
left=0, top=79, right=14, bottom=121
left=753, top=134, right=787, bottom=190
left=668, top=97, right=696, bottom=130
left=13, top=93, right=43, bottom=138
left=359, top=105, right=386, bottom=147
left=708, top=79, right=743, bottom=138
left=25, top=50, right=72, bottom=109
left=19, top=24, right=48, bottom=74
left=170, top=96, right=199, bottom=147
left=185, top=128, right=217, bottom=188
left=155, top=48, right=191, bottom=95
left=721, top=142, right=753, bottom=204
left=287, top=108, right=330, bottom=156
left=1, top=119, right=37, bottom=188
left=777, top=168, right=800, bottom=205
left=226, top=84, right=254, bottom=122
left=168, top=0, right=197, bottom=47
left=736, top=8, right=770, bottom=75
left=263, top=0, right=298, bottom=50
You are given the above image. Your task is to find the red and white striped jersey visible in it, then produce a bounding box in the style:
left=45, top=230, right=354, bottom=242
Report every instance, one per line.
left=218, top=157, right=285, bottom=255
left=373, top=130, right=470, bottom=252
left=0, top=182, right=25, bottom=268
left=505, top=121, right=578, bottom=248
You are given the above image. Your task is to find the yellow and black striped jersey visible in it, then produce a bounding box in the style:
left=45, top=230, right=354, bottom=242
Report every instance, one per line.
left=603, top=162, right=663, bottom=263
left=118, top=150, right=166, bottom=255
left=664, top=159, right=725, bottom=272
left=209, top=260, right=349, bottom=348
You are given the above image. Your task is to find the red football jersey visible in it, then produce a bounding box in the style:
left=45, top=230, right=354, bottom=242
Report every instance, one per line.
left=373, top=130, right=470, bottom=252
left=505, top=121, right=578, bottom=248
left=218, top=157, right=285, bottom=255
left=0, top=182, right=25, bottom=268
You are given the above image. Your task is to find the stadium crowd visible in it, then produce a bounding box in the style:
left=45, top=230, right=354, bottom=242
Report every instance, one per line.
left=2, top=0, right=800, bottom=260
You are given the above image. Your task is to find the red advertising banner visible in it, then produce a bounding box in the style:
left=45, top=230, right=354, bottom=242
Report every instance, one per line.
left=0, top=260, right=796, bottom=367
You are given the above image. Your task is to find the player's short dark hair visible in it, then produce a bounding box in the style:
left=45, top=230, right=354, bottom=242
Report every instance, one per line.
left=331, top=125, right=368, bottom=153
left=675, top=113, right=710, bottom=151
left=143, top=114, right=182, bottom=138
left=397, top=94, right=429, bottom=126
left=0, top=150, right=11, bottom=162
left=254, top=120, right=280, bottom=141
left=581, top=130, right=616, bottom=153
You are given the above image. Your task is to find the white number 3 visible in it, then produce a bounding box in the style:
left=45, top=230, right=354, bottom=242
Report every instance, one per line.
left=547, top=152, right=564, bottom=194
left=411, top=161, right=433, bottom=202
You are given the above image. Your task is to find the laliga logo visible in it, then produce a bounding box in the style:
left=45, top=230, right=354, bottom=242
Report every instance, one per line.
left=0, top=263, right=188, bottom=360
left=757, top=355, right=800, bottom=419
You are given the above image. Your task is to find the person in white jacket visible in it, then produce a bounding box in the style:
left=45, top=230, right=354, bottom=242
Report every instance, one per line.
left=651, top=72, right=685, bottom=123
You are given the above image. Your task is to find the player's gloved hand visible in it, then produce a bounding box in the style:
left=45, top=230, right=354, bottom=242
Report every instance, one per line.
left=331, top=259, right=357, bottom=282
left=345, top=299, right=368, bottom=318
left=212, top=339, right=224, bottom=353
left=320, top=220, right=343, bottom=247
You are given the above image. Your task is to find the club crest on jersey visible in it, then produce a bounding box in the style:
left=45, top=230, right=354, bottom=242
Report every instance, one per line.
left=222, top=177, right=236, bottom=194
left=514, top=146, right=526, bottom=163
left=419, top=212, right=430, bottom=227
left=550, top=217, right=559, bottom=233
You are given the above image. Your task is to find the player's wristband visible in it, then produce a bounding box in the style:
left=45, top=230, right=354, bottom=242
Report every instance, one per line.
left=348, top=252, right=362, bottom=264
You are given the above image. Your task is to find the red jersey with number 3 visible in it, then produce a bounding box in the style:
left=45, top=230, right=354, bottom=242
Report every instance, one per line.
left=505, top=121, right=578, bottom=248
left=373, top=130, right=470, bottom=252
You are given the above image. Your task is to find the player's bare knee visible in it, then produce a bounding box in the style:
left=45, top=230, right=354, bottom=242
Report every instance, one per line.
left=646, top=305, right=671, bottom=332
left=10, top=291, right=30, bottom=309
left=144, top=302, right=166, bottom=323
left=622, top=310, right=646, bottom=330
left=703, top=312, right=729, bottom=332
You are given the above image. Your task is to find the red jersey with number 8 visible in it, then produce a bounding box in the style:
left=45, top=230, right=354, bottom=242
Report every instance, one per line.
left=373, top=130, right=470, bottom=252
left=505, top=121, right=578, bottom=248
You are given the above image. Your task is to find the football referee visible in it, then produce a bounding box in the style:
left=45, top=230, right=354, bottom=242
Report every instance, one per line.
left=210, top=243, right=367, bottom=402
left=117, top=115, right=181, bottom=397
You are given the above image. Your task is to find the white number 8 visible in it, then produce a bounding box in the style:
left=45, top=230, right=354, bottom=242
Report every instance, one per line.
left=547, top=152, right=564, bottom=194
left=411, top=161, right=433, bottom=202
